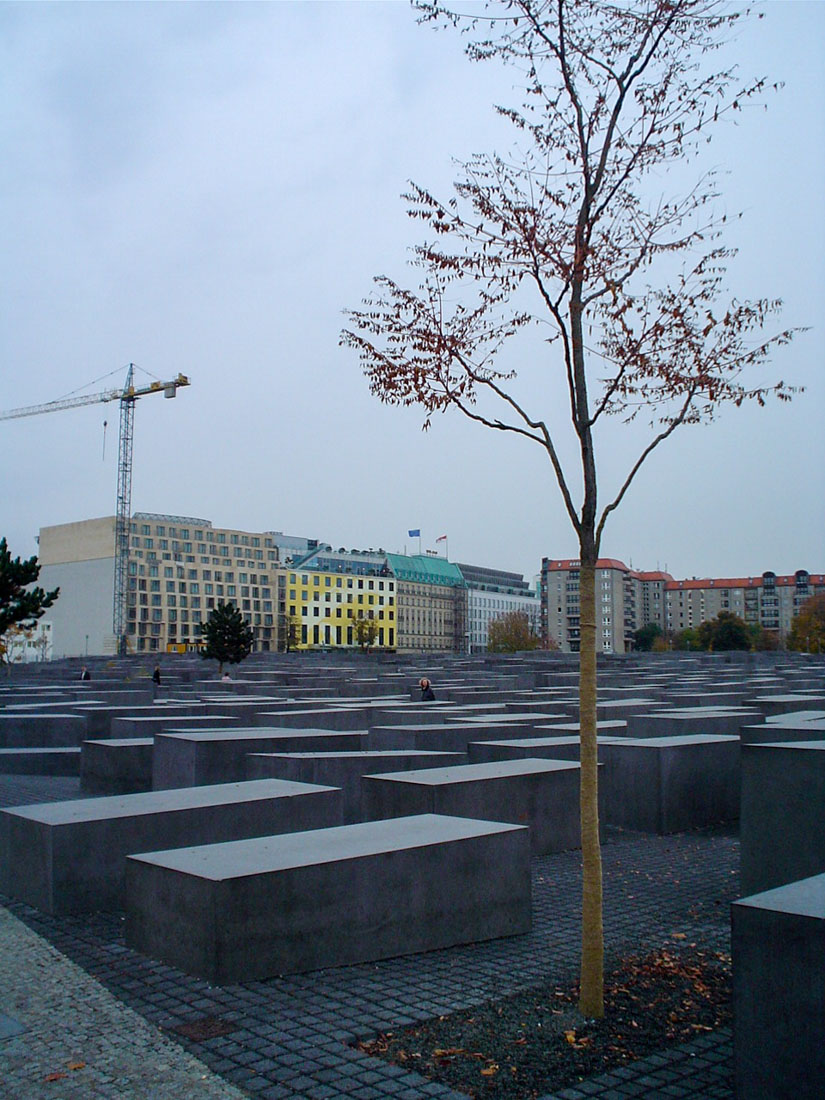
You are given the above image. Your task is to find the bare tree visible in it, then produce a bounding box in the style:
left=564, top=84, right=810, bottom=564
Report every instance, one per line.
left=487, top=609, right=542, bottom=652
left=342, top=0, right=800, bottom=1016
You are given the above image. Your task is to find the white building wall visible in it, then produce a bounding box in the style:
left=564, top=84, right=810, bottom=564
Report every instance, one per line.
left=39, top=557, right=115, bottom=657
left=468, top=589, right=540, bottom=652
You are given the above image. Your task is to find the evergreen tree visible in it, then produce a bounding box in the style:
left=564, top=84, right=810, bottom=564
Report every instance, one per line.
left=633, top=623, right=663, bottom=652
left=200, top=601, right=254, bottom=674
left=0, top=537, right=59, bottom=662
left=697, top=610, right=752, bottom=652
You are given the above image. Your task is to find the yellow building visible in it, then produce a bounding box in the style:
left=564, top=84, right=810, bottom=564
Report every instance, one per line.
left=284, top=569, right=396, bottom=650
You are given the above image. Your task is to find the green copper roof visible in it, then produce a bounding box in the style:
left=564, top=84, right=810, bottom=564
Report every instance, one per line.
left=386, top=553, right=466, bottom=587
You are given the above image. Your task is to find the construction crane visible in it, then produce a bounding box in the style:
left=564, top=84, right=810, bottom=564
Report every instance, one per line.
left=1, top=364, right=190, bottom=655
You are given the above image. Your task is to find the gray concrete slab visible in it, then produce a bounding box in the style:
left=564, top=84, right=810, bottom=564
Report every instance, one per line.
left=108, top=714, right=246, bottom=738
left=0, top=746, right=81, bottom=776
left=625, top=707, right=759, bottom=739
left=740, top=740, right=825, bottom=896
left=597, top=735, right=740, bottom=834
left=125, top=814, right=531, bottom=982
left=467, top=734, right=624, bottom=763
left=363, top=758, right=584, bottom=855
left=368, top=721, right=530, bottom=753
left=733, top=874, right=825, bottom=1100
left=0, top=713, right=88, bottom=748
left=81, top=738, right=155, bottom=795
left=152, top=727, right=367, bottom=789
left=0, top=778, right=343, bottom=913
left=739, top=718, right=825, bottom=744
left=246, top=749, right=464, bottom=823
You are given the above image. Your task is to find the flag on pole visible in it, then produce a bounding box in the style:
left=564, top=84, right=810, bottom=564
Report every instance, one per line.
left=408, top=529, right=420, bottom=538
left=436, top=534, right=447, bottom=542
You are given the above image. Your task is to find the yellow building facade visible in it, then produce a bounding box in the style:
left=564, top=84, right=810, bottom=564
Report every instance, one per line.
left=284, top=569, right=396, bottom=650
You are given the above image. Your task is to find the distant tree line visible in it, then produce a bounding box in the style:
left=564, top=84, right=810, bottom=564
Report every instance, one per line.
left=633, top=598, right=825, bottom=654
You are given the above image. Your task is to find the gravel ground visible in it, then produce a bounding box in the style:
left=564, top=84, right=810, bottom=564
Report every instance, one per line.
left=0, top=905, right=249, bottom=1100
left=356, top=944, right=731, bottom=1099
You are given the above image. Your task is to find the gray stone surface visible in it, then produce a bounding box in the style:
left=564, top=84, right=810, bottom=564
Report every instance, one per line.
left=739, top=718, right=825, bottom=744
left=363, top=758, right=584, bottom=854
left=125, top=814, right=531, bottom=982
left=598, top=735, right=740, bottom=834
left=0, top=778, right=343, bottom=913
left=467, top=734, right=623, bottom=764
left=745, top=692, right=825, bottom=717
left=739, top=740, right=825, bottom=895
left=246, top=749, right=464, bottom=823
left=732, top=874, right=825, bottom=1100
left=0, top=746, right=80, bottom=776
left=368, top=721, right=528, bottom=753
left=81, top=738, right=154, bottom=795
left=0, top=905, right=247, bottom=1099
left=0, top=713, right=88, bottom=748
left=152, top=726, right=366, bottom=788
left=108, top=713, right=244, bottom=738
left=625, top=707, right=758, bottom=739
left=75, top=704, right=197, bottom=739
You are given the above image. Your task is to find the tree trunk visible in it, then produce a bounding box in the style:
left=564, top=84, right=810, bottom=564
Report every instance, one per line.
left=578, top=547, right=604, bottom=1017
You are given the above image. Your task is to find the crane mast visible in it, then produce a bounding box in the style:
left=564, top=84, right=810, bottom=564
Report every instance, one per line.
left=1, top=364, right=190, bottom=656
left=113, top=365, right=136, bottom=656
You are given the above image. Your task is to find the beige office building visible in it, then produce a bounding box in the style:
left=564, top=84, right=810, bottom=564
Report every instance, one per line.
left=38, top=513, right=284, bottom=656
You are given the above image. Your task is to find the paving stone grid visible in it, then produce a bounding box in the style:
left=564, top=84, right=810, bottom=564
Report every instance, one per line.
left=0, top=774, right=735, bottom=1100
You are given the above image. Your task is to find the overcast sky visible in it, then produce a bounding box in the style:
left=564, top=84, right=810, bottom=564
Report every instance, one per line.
left=2, top=1, right=823, bottom=584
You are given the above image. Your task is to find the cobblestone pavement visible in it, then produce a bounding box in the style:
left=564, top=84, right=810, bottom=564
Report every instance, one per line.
left=0, top=905, right=248, bottom=1099
left=0, top=776, right=736, bottom=1099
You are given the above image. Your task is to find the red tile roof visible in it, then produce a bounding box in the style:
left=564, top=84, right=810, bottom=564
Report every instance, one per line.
left=543, top=558, right=629, bottom=572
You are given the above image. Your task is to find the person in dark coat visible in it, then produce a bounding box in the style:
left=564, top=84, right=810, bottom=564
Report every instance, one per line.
left=419, top=677, right=435, bottom=701
left=80, top=666, right=91, bottom=681
left=152, top=665, right=161, bottom=685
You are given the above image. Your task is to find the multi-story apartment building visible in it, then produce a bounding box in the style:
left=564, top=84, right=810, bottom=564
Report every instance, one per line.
left=385, top=553, right=466, bottom=653
left=39, top=513, right=288, bottom=656
left=541, top=558, right=632, bottom=654
left=634, top=571, right=672, bottom=633
left=542, top=556, right=824, bottom=652
left=456, top=562, right=540, bottom=653
left=665, top=570, right=825, bottom=639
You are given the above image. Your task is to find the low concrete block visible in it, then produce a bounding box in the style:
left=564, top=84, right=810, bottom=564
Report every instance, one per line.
left=732, top=874, right=825, bottom=1100
left=247, top=750, right=464, bottom=823
left=626, top=708, right=758, bottom=739
left=0, top=714, right=88, bottom=748
left=467, top=735, right=622, bottom=764
left=362, top=758, right=584, bottom=854
left=81, top=738, right=154, bottom=795
left=598, top=735, right=740, bottom=834
left=740, top=741, right=825, bottom=896
left=0, top=746, right=81, bottom=776
left=0, top=778, right=343, bottom=913
left=739, top=718, right=825, bottom=745
left=368, top=723, right=524, bottom=753
left=76, top=703, right=197, bottom=739
left=125, top=814, right=531, bottom=982
left=109, top=714, right=245, bottom=738
left=152, top=728, right=366, bottom=789
left=746, top=693, right=825, bottom=718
